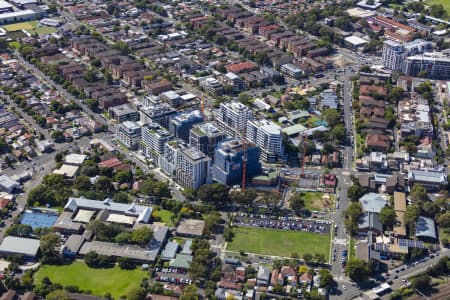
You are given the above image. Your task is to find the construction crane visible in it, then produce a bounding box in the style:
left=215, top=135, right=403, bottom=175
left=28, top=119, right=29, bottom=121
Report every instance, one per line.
left=234, top=129, right=248, bottom=191
left=301, top=133, right=307, bottom=178
left=200, top=94, right=205, bottom=117
left=241, top=133, right=247, bottom=192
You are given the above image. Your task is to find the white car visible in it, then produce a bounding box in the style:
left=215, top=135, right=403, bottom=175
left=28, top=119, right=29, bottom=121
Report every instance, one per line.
left=342, top=285, right=347, bottom=290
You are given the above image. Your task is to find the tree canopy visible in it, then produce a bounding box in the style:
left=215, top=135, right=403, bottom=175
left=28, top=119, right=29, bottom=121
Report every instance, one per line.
left=198, top=183, right=229, bottom=205
left=346, top=258, right=370, bottom=282
left=379, top=206, right=397, bottom=229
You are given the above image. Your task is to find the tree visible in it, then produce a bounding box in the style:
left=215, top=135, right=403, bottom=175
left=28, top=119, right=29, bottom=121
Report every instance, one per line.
left=289, top=193, right=305, bottom=213
left=229, top=189, right=258, bottom=207
left=112, top=41, right=131, bottom=55
left=131, top=226, right=153, bottom=246
left=55, top=152, right=63, bottom=163
left=314, top=253, right=326, bottom=264
left=430, top=4, right=446, bottom=18
left=115, top=232, right=131, bottom=244
left=330, top=124, right=346, bottom=143
left=404, top=204, right=420, bottom=233
left=438, top=212, right=450, bottom=228
left=380, top=206, right=397, bottom=229
left=344, top=202, right=363, bottom=235
left=74, top=175, right=92, bottom=190
left=51, top=130, right=64, bottom=142
left=347, top=183, right=365, bottom=201
left=412, top=274, right=432, bottom=292
left=84, top=251, right=114, bottom=268
left=6, top=224, right=32, bottom=237
left=388, top=87, right=404, bottom=103
left=46, top=289, right=71, bottom=300
left=197, top=183, right=228, bottom=205
left=410, top=184, right=427, bottom=202
left=114, top=170, right=132, bottom=184
left=180, top=284, right=199, bottom=300
left=322, top=109, right=341, bottom=127
left=113, top=191, right=129, bottom=203
left=84, top=68, right=98, bottom=82
left=346, top=258, right=369, bottom=282
left=140, top=179, right=171, bottom=201
left=128, top=287, right=147, bottom=300
left=118, top=257, right=135, bottom=270
left=303, top=253, right=313, bottom=263
left=40, top=233, right=61, bottom=262
left=319, top=269, right=335, bottom=290
left=203, top=212, right=221, bottom=236
left=95, top=176, right=113, bottom=193
left=237, top=92, right=252, bottom=106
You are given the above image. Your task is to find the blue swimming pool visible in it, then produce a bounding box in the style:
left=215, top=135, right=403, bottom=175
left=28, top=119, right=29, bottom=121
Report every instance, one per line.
left=20, top=209, right=59, bottom=229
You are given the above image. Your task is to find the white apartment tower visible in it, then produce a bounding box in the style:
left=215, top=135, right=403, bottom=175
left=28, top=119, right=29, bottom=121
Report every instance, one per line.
left=217, top=101, right=253, bottom=136
left=141, top=122, right=172, bottom=161
left=246, top=119, right=284, bottom=163
left=176, top=147, right=212, bottom=189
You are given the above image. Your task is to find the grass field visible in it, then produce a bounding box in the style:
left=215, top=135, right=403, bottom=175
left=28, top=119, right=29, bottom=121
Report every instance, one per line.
left=227, top=227, right=330, bottom=258
left=426, top=0, right=450, bottom=14
left=153, top=209, right=175, bottom=226
left=2, top=21, right=57, bottom=35
left=34, top=261, right=147, bottom=299
left=301, top=192, right=325, bottom=211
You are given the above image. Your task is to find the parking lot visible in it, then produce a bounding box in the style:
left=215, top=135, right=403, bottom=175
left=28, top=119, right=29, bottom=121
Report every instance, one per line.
left=233, top=213, right=331, bottom=234
left=154, top=267, right=191, bottom=285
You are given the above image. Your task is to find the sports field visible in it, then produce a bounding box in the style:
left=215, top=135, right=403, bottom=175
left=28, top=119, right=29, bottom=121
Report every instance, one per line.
left=227, top=226, right=330, bottom=258
left=426, top=0, right=450, bottom=15
left=2, top=21, right=57, bottom=35
left=34, top=261, right=147, bottom=299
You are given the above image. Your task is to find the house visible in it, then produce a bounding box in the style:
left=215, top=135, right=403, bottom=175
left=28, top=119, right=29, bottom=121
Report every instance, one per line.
left=256, top=266, right=271, bottom=286
left=225, top=62, right=258, bottom=74
left=359, top=193, right=387, bottom=214
left=365, top=134, right=390, bottom=152
left=415, top=216, right=437, bottom=242
left=407, top=170, right=447, bottom=192
left=0, top=175, right=20, bottom=193
left=358, top=212, right=382, bottom=234
left=299, top=273, right=313, bottom=285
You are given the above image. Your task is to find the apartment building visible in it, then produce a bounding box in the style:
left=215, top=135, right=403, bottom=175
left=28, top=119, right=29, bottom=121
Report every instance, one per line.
left=189, top=122, right=227, bottom=161
left=216, top=101, right=254, bottom=136
left=141, top=123, right=172, bottom=161
left=402, top=53, right=450, bottom=79
left=246, top=119, right=284, bottom=163
left=175, top=147, right=212, bottom=190
left=169, top=110, right=204, bottom=143
left=139, top=103, right=177, bottom=129
left=115, top=121, right=142, bottom=150
left=212, top=138, right=261, bottom=186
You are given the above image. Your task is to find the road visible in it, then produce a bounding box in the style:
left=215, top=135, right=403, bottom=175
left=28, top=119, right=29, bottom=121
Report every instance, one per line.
left=380, top=250, right=450, bottom=300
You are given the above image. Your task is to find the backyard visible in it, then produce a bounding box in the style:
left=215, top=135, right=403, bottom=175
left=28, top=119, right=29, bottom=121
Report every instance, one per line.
left=227, top=226, right=330, bottom=258
left=34, top=261, right=147, bottom=299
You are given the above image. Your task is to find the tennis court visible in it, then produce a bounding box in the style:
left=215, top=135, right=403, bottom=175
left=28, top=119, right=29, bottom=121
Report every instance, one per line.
left=20, top=209, right=59, bottom=229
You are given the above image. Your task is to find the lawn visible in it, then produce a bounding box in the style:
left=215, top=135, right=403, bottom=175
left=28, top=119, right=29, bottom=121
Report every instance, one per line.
left=227, top=227, right=330, bottom=258
left=2, top=21, right=57, bottom=36
left=34, top=261, right=147, bottom=299
left=152, top=209, right=175, bottom=226
left=3, top=22, right=34, bottom=32
left=426, top=0, right=450, bottom=15
left=301, top=191, right=326, bottom=211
